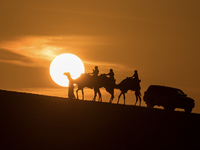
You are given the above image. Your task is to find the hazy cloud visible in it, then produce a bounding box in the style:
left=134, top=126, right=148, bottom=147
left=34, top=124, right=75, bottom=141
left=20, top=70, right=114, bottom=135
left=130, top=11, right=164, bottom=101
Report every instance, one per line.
left=0, top=49, right=32, bottom=61
left=0, top=49, right=34, bottom=66
left=0, top=36, right=65, bottom=67
left=0, top=35, right=122, bottom=69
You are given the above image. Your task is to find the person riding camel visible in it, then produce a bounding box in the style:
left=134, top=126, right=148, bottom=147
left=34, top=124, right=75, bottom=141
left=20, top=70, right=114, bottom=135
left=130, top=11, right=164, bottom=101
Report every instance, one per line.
left=131, top=70, right=141, bottom=105
left=106, top=69, right=114, bottom=79
left=89, top=66, right=99, bottom=77
left=131, top=70, right=140, bottom=82
left=106, top=69, right=116, bottom=85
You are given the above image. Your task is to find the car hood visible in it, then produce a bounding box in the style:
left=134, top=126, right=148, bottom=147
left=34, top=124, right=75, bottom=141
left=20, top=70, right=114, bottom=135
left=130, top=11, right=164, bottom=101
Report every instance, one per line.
left=175, top=95, right=195, bottom=102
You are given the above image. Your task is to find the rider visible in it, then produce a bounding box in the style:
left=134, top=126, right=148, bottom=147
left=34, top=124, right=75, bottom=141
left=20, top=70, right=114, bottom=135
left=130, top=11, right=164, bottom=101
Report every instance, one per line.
left=89, top=66, right=99, bottom=77
left=131, top=70, right=140, bottom=82
left=106, top=69, right=116, bottom=84
left=106, top=69, right=115, bottom=80
left=131, top=70, right=142, bottom=105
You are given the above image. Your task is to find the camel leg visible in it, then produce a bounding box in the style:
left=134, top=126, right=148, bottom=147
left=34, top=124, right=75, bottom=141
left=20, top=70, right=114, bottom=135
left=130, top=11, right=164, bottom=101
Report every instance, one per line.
left=136, top=95, right=142, bottom=106
left=117, top=92, right=122, bottom=104
left=135, top=96, right=138, bottom=105
left=73, top=93, right=76, bottom=99
left=109, top=94, right=114, bottom=103
left=76, top=89, right=79, bottom=100
left=112, top=95, right=114, bottom=102
left=123, top=93, right=126, bottom=105
left=97, top=89, right=102, bottom=102
left=109, top=89, right=114, bottom=103
left=109, top=96, right=112, bottom=103
left=134, top=90, right=138, bottom=105
left=93, top=90, right=97, bottom=101
left=138, top=94, right=142, bottom=106
left=82, top=89, right=84, bottom=100
left=135, top=91, right=142, bottom=106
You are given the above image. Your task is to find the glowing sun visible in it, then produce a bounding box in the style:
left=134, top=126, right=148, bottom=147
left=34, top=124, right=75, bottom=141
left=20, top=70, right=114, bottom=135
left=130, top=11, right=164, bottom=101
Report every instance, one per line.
left=50, top=53, right=85, bottom=87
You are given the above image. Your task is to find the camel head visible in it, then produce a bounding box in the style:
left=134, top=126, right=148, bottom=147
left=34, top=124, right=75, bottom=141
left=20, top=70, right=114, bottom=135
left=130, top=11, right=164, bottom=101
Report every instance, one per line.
left=63, top=72, right=72, bottom=80
left=63, top=72, right=70, bottom=76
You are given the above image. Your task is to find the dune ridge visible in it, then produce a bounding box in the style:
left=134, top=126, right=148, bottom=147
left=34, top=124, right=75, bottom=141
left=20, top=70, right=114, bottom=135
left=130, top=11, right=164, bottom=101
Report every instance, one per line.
left=1, top=89, right=200, bottom=150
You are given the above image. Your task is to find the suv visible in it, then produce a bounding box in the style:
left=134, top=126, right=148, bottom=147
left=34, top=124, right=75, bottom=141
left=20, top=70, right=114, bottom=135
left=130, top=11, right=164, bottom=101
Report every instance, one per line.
left=143, top=85, right=195, bottom=113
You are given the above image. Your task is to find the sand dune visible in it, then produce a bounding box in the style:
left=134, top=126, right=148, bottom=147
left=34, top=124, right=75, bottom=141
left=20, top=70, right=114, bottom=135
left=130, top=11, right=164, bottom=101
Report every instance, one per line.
left=1, top=89, right=200, bottom=150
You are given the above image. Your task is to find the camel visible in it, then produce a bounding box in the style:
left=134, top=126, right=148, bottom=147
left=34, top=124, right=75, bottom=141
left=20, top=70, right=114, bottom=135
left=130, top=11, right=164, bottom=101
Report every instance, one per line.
left=64, top=72, right=115, bottom=102
left=115, top=77, right=141, bottom=105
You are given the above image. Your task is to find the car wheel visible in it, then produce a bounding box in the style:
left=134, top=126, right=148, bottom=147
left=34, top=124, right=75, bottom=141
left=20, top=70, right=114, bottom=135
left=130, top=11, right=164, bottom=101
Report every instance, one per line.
left=146, top=102, right=154, bottom=108
left=164, top=105, right=175, bottom=111
left=185, top=108, right=192, bottom=113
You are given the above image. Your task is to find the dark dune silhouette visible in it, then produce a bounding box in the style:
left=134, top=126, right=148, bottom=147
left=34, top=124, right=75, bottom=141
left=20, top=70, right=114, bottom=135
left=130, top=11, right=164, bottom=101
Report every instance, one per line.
left=115, top=77, right=141, bottom=105
left=1, top=89, right=200, bottom=150
left=64, top=72, right=115, bottom=102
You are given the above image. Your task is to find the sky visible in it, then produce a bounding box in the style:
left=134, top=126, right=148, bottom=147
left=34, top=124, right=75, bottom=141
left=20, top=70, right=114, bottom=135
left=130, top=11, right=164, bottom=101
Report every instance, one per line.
left=0, top=0, right=200, bottom=113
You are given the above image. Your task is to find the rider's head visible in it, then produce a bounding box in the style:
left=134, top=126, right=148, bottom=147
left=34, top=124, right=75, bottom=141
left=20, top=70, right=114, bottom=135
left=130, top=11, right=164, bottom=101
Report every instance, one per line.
left=95, top=66, right=98, bottom=70
left=110, top=69, right=113, bottom=72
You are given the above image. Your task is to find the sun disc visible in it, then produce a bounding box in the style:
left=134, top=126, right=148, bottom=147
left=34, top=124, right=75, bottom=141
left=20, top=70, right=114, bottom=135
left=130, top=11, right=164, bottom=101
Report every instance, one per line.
left=50, top=53, right=85, bottom=87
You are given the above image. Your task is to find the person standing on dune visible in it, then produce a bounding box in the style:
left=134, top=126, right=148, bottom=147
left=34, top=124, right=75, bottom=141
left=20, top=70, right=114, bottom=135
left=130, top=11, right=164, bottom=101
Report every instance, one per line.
left=64, top=72, right=75, bottom=99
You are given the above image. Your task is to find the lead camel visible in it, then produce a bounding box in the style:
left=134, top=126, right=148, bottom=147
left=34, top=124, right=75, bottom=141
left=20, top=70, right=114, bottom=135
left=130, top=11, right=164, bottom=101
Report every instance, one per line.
left=64, top=72, right=115, bottom=102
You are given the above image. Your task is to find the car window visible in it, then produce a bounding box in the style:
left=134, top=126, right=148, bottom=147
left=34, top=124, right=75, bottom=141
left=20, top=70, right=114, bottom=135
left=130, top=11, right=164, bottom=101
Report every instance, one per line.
left=148, top=86, right=187, bottom=96
left=177, top=90, right=185, bottom=96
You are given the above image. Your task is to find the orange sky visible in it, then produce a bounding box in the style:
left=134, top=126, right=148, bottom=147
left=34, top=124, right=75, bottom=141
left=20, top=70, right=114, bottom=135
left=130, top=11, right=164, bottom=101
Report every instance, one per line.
left=0, top=0, right=199, bottom=113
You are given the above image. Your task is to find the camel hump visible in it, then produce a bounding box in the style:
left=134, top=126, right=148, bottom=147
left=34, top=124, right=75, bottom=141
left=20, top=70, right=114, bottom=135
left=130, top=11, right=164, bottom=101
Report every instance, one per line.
left=117, top=77, right=141, bottom=90
left=99, top=73, right=106, bottom=77
left=81, top=73, right=92, bottom=78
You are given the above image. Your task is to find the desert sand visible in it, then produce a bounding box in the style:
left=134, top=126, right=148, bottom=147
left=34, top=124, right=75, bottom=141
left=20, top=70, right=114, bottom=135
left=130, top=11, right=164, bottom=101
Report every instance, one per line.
left=1, top=89, right=200, bottom=150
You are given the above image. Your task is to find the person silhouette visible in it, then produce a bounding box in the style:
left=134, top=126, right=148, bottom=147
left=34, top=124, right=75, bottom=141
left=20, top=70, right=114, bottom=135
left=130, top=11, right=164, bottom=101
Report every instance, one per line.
left=131, top=70, right=139, bottom=81
left=106, top=69, right=116, bottom=85
left=66, top=73, right=76, bottom=99
left=131, top=70, right=142, bottom=106
left=89, top=66, right=99, bottom=77
left=106, top=69, right=114, bottom=79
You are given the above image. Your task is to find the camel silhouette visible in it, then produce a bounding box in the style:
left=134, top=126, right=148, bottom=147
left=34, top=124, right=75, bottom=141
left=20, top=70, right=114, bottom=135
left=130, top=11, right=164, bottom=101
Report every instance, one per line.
left=64, top=72, right=115, bottom=102
left=115, top=77, right=141, bottom=105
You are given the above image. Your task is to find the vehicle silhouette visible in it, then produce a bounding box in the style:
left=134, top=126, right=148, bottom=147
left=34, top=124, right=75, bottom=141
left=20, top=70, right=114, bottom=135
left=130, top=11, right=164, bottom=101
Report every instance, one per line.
left=143, top=85, right=195, bottom=113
